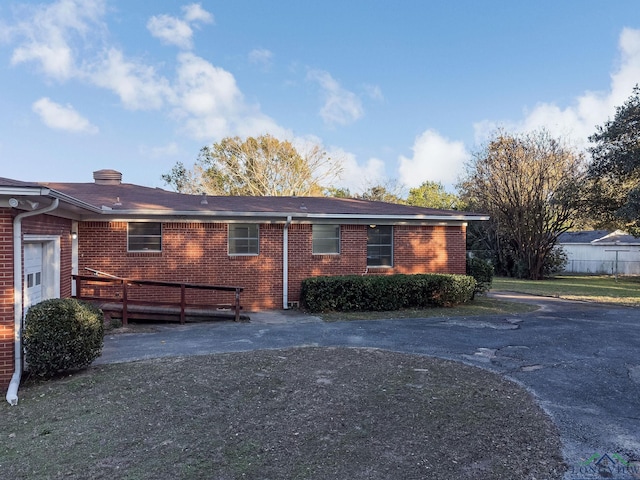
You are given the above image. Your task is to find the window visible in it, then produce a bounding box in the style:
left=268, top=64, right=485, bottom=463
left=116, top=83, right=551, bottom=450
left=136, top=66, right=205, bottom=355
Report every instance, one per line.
left=367, top=225, right=393, bottom=267
left=229, top=224, right=259, bottom=255
left=313, top=224, right=340, bottom=254
left=128, top=222, right=162, bottom=251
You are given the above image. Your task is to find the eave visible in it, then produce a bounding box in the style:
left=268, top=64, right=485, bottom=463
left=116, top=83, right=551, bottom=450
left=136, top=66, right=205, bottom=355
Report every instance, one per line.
left=77, top=208, right=489, bottom=225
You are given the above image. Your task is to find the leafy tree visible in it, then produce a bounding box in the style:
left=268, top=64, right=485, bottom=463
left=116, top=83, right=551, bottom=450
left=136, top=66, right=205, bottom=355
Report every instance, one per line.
left=324, top=186, right=353, bottom=198
left=406, top=181, right=461, bottom=209
left=458, top=129, right=583, bottom=280
left=586, top=85, right=640, bottom=234
left=358, top=184, right=404, bottom=203
left=162, top=135, right=342, bottom=196
left=354, top=179, right=406, bottom=203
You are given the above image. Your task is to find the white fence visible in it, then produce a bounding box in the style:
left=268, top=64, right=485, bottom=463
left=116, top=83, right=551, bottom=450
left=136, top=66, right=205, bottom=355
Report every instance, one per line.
left=563, top=259, right=640, bottom=275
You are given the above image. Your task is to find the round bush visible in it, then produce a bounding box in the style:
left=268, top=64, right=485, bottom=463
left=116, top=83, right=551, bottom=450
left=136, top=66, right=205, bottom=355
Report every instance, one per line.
left=23, top=298, right=104, bottom=377
left=466, top=256, right=494, bottom=296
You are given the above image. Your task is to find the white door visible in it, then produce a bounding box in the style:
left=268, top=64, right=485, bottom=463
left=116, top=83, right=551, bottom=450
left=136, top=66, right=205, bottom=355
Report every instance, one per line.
left=24, top=243, right=43, bottom=311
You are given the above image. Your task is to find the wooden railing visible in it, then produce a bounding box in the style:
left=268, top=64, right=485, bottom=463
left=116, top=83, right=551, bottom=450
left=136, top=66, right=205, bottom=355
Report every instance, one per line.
left=73, top=274, right=244, bottom=325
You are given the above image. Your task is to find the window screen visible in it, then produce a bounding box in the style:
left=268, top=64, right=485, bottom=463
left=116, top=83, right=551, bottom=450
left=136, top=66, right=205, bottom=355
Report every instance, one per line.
left=128, top=222, right=162, bottom=251
left=229, top=224, right=259, bottom=255
left=367, top=225, right=393, bottom=267
left=312, top=224, right=340, bottom=254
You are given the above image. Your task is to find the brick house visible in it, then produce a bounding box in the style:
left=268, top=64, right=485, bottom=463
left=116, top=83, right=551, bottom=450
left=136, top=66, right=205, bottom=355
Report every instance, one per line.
left=1, top=169, right=487, bottom=402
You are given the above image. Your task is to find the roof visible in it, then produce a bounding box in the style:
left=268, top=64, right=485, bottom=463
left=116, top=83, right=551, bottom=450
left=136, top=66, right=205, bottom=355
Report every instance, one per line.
left=558, top=230, right=640, bottom=245
left=557, top=230, right=611, bottom=244
left=592, top=230, right=640, bottom=245
left=2, top=170, right=489, bottom=224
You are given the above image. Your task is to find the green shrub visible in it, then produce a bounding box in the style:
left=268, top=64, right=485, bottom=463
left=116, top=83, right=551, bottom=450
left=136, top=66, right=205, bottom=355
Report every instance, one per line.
left=300, top=274, right=476, bottom=313
left=466, top=256, right=494, bottom=296
left=543, top=246, right=568, bottom=277
left=23, top=298, right=104, bottom=377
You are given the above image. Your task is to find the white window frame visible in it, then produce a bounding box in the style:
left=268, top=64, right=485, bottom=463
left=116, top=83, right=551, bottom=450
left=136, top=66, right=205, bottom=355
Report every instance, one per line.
left=312, top=224, right=340, bottom=255
left=228, top=223, right=260, bottom=256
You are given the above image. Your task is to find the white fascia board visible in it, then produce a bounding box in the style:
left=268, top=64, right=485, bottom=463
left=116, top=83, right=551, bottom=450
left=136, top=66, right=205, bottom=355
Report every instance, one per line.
left=305, top=213, right=489, bottom=222
left=82, top=210, right=306, bottom=222
left=0, top=187, right=103, bottom=214
left=0, top=186, right=51, bottom=196
left=80, top=209, right=489, bottom=223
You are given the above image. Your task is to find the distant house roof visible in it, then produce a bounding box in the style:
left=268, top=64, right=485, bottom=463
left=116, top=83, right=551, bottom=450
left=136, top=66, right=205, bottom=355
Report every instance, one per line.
left=1, top=170, right=489, bottom=224
left=558, top=230, right=640, bottom=245
left=557, top=230, right=611, bottom=244
left=591, top=230, right=640, bottom=245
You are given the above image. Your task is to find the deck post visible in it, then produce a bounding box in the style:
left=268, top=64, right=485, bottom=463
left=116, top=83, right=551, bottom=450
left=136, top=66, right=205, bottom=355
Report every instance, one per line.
left=122, top=279, right=128, bottom=326
left=234, top=288, right=241, bottom=322
left=180, top=284, right=186, bottom=324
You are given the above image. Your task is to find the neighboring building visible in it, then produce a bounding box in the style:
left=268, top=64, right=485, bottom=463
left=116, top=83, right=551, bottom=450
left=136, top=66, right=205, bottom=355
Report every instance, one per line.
left=558, top=230, right=640, bottom=275
left=1, top=169, right=488, bottom=399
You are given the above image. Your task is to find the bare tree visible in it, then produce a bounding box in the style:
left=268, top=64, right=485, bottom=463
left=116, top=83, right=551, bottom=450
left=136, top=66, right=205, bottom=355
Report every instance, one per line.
left=459, top=129, right=584, bottom=279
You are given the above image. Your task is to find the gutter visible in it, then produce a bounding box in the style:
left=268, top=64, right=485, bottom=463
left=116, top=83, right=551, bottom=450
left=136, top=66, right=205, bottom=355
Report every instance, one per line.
left=79, top=210, right=489, bottom=224
left=282, top=216, right=292, bottom=309
left=6, top=198, right=60, bottom=406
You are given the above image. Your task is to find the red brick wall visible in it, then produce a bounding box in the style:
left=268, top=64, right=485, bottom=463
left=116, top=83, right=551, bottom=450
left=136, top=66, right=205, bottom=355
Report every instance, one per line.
left=0, top=210, right=14, bottom=390
left=77, top=221, right=467, bottom=310
left=78, top=222, right=283, bottom=310
left=393, top=225, right=467, bottom=275
left=287, top=224, right=368, bottom=304
left=0, top=211, right=73, bottom=391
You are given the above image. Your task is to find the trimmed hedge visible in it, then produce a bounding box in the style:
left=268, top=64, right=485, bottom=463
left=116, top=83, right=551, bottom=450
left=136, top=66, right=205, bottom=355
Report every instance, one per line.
left=300, top=274, right=476, bottom=313
left=23, top=298, right=104, bottom=377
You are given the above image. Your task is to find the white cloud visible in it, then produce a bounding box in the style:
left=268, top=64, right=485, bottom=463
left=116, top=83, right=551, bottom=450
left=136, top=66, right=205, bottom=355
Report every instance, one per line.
left=173, top=52, right=286, bottom=140
left=325, top=148, right=386, bottom=193
left=2, top=0, right=359, bottom=157
left=398, top=130, right=470, bottom=189
left=182, top=3, right=214, bottom=24
left=4, top=0, right=106, bottom=80
left=249, top=48, right=273, bottom=68
left=88, top=48, right=174, bottom=110
left=32, top=97, right=98, bottom=134
left=147, top=3, right=213, bottom=50
left=474, top=27, right=640, bottom=149
left=173, top=52, right=245, bottom=137
left=147, top=15, right=194, bottom=49
left=307, top=69, right=364, bottom=126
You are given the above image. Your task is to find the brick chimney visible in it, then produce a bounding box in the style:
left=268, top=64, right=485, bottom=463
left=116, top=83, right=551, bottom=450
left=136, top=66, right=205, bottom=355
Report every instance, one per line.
left=93, top=169, right=122, bottom=185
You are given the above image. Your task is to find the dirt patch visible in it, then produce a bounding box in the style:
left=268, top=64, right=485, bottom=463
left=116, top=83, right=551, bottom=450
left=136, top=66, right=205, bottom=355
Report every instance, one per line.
left=2, top=347, right=565, bottom=479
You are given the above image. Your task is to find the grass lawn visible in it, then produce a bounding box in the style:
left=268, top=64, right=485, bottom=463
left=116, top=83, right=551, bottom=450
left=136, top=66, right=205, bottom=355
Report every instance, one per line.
left=493, top=275, right=640, bottom=306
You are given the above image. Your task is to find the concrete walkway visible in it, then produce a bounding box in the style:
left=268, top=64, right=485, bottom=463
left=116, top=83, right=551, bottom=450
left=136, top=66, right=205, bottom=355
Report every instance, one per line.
left=96, top=293, right=640, bottom=480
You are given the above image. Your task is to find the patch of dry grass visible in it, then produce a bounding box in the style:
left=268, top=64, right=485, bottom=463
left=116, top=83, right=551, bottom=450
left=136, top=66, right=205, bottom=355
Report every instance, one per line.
left=2, top=348, right=565, bottom=480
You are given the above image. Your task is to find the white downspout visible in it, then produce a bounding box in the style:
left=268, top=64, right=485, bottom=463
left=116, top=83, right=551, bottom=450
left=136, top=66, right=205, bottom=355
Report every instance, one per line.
left=6, top=198, right=59, bottom=406
left=282, top=216, right=292, bottom=310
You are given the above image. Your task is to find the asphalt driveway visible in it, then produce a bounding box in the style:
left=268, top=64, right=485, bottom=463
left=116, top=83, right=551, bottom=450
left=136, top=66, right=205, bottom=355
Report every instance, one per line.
left=96, top=293, right=640, bottom=480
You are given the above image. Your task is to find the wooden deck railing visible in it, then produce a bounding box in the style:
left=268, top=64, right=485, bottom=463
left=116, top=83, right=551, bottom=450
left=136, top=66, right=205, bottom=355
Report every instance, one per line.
left=72, top=275, right=244, bottom=325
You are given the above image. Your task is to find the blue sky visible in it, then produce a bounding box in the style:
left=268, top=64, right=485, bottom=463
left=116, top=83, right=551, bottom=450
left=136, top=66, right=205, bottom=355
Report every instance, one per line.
left=1, top=0, right=639, bottom=194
